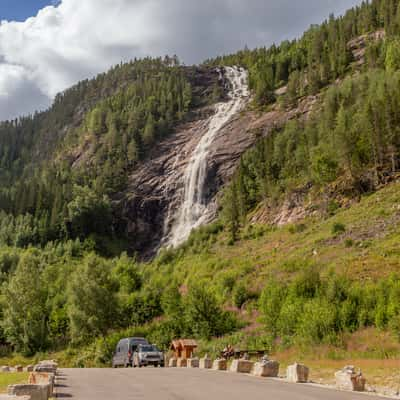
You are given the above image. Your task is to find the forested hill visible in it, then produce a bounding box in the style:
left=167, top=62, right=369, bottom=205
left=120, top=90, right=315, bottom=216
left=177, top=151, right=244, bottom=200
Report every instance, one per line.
left=0, top=58, right=221, bottom=254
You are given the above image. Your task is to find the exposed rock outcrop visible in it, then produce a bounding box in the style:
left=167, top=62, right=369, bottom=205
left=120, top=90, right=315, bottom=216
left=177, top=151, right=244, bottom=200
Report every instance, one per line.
left=116, top=74, right=318, bottom=257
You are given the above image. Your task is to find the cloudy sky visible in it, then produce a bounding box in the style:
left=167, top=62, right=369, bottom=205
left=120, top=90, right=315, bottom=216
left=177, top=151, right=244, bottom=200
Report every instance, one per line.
left=0, top=0, right=362, bottom=121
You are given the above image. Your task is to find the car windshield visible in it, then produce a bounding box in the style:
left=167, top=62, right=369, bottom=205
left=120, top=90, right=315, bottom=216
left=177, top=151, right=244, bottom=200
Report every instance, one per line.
left=140, top=345, right=158, bottom=352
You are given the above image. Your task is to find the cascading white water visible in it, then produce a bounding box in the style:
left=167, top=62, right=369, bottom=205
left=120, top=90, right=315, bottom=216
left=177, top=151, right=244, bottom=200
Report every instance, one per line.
left=166, top=66, right=250, bottom=248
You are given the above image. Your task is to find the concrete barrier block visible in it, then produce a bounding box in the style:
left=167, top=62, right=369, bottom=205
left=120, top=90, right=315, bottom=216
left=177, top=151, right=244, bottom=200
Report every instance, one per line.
left=230, top=359, right=254, bottom=374
left=187, top=358, right=199, bottom=368
left=34, top=361, right=57, bottom=374
left=168, top=358, right=177, bottom=368
left=8, top=384, right=49, bottom=400
left=335, top=366, right=366, bottom=392
left=252, top=360, right=280, bottom=377
left=177, top=358, right=187, bottom=368
left=286, top=363, right=309, bottom=383
left=29, top=372, right=55, bottom=397
left=199, top=356, right=212, bottom=369
left=212, top=359, right=227, bottom=371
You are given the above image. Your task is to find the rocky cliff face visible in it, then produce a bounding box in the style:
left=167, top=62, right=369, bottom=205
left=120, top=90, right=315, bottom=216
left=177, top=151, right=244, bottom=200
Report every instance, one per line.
left=116, top=68, right=318, bottom=257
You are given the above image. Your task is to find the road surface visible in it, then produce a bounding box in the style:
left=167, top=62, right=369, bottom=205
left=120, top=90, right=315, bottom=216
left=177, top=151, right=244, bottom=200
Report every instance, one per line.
left=56, top=368, right=384, bottom=400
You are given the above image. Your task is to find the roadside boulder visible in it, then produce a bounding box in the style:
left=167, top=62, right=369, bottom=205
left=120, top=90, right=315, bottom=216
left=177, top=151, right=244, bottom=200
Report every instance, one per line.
left=8, top=384, right=49, bottom=400
left=230, top=359, right=254, bottom=374
left=25, top=366, right=34, bottom=372
left=252, top=360, right=280, bottom=377
left=14, top=366, right=23, bottom=373
left=187, top=358, right=199, bottom=368
left=177, top=358, right=187, bottom=368
left=286, top=363, right=309, bottom=383
left=212, top=359, right=227, bottom=371
left=29, top=372, right=55, bottom=397
left=168, top=358, right=177, bottom=368
left=199, top=355, right=212, bottom=369
left=1, top=366, right=10, bottom=372
left=33, top=360, right=57, bottom=374
left=335, top=366, right=366, bottom=392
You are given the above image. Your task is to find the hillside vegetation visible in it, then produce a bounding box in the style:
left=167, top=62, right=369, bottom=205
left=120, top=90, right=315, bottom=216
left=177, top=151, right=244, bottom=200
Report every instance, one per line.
left=0, top=0, right=398, bottom=382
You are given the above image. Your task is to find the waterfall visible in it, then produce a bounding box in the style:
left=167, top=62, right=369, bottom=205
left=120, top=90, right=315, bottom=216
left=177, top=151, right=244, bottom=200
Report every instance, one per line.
left=165, top=66, right=249, bottom=248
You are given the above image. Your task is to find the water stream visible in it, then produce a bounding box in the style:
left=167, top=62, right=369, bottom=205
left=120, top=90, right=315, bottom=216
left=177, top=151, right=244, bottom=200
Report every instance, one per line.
left=165, top=66, right=249, bottom=248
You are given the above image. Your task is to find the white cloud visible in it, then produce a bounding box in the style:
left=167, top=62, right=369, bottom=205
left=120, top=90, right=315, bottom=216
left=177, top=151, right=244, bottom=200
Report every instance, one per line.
left=0, top=0, right=361, bottom=121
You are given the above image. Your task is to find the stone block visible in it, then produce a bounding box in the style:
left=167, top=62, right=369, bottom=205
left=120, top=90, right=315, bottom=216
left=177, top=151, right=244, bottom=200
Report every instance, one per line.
left=29, top=372, right=55, bottom=397
left=252, top=360, right=280, bottom=377
left=199, top=356, right=212, bottom=369
left=8, top=384, right=49, bottom=400
left=33, top=360, right=57, bottom=374
left=187, top=358, right=199, bottom=368
left=14, top=366, right=23, bottom=373
left=230, top=359, right=254, bottom=374
left=1, top=366, right=10, bottom=372
left=286, top=363, right=309, bottom=383
left=25, top=365, right=34, bottom=372
left=177, top=358, right=187, bottom=368
left=168, top=358, right=177, bottom=368
left=212, top=359, right=227, bottom=371
left=335, top=366, right=366, bottom=392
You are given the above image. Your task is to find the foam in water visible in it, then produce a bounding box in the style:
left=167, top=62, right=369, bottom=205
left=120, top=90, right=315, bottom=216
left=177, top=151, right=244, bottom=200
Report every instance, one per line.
left=166, top=66, right=249, bottom=248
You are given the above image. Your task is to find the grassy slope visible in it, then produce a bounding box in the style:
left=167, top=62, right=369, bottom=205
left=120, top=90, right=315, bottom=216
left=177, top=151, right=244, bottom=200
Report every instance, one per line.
left=152, top=180, right=400, bottom=294
left=0, top=372, right=29, bottom=393
left=148, top=180, right=400, bottom=392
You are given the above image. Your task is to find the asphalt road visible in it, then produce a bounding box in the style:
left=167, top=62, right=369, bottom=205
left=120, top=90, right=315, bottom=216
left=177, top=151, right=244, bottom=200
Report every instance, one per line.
left=56, top=368, right=384, bottom=400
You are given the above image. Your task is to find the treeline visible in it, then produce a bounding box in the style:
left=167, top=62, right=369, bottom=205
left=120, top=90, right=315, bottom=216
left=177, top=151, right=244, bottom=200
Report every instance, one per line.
left=222, top=70, right=400, bottom=239
left=2, top=243, right=399, bottom=359
left=260, top=267, right=400, bottom=346
left=206, top=0, right=400, bottom=106
left=0, top=246, right=236, bottom=355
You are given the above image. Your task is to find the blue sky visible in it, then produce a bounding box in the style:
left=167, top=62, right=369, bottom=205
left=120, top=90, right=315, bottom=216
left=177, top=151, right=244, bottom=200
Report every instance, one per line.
left=0, top=0, right=52, bottom=21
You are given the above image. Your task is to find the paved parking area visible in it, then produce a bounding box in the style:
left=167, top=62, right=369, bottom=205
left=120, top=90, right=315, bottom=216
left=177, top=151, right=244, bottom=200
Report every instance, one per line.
left=56, top=368, right=385, bottom=399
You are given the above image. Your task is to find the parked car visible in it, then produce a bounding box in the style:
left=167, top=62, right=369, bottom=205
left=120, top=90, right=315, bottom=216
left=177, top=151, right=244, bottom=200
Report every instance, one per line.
left=112, top=337, right=149, bottom=368
left=133, top=344, right=165, bottom=368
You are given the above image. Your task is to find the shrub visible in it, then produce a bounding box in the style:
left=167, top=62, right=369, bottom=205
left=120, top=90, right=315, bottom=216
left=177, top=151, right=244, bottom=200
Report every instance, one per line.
left=332, top=222, right=346, bottom=235
left=232, top=283, right=250, bottom=308
left=289, top=223, right=307, bottom=234
left=345, top=238, right=354, bottom=247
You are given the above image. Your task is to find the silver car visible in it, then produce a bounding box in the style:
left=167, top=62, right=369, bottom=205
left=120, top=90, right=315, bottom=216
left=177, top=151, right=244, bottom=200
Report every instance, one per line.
left=133, top=344, right=165, bottom=367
